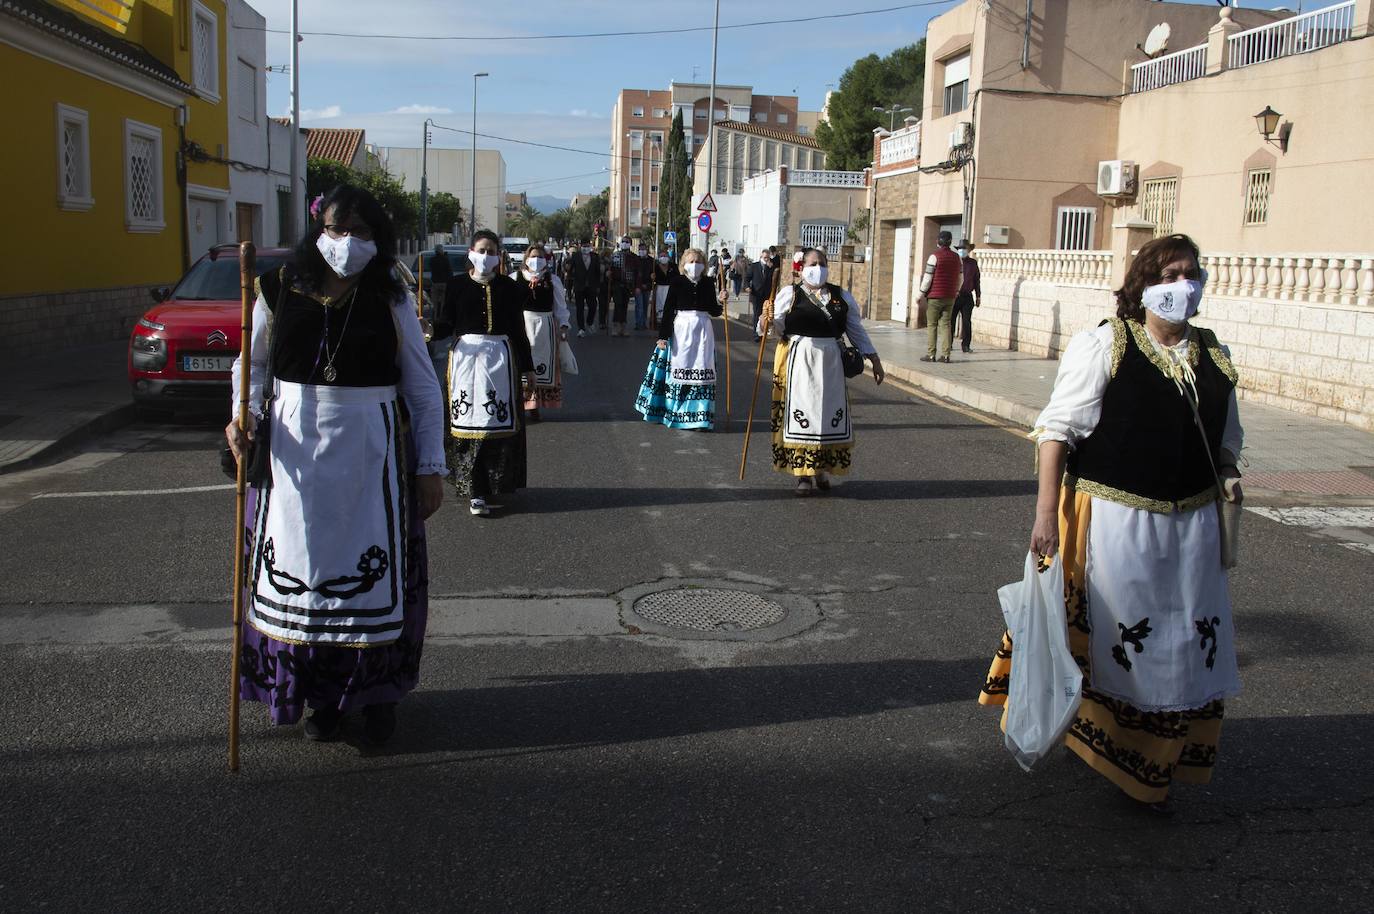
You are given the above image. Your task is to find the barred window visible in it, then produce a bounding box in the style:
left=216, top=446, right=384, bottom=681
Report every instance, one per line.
left=800, top=222, right=847, bottom=256
left=1244, top=169, right=1271, bottom=226
left=1140, top=177, right=1178, bottom=237
left=192, top=1, right=220, bottom=100
left=125, top=119, right=164, bottom=231
left=56, top=104, right=93, bottom=211
left=714, top=130, right=729, bottom=194
left=1055, top=206, right=1096, bottom=250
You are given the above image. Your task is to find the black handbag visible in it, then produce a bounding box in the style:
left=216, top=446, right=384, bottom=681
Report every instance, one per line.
left=220, top=268, right=285, bottom=485
left=801, top=285, right=866, bottom=378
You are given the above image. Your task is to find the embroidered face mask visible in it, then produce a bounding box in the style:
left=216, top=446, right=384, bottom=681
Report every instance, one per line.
left=683, top=262, right=706, bottom=282
left=801, top=265, right=829, bottom=287
left=316, top=233, right=377, bottom=278
left=1142, top=272, right=1206, bottom=323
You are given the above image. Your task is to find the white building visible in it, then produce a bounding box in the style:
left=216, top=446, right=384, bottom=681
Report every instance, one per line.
left=374, top=146, right=507, bottom=236
left=225, top=0, right=305, bottom=249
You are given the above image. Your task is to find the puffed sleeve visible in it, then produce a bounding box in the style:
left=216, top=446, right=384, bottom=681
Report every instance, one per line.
left=1219, top=343, right=1244, bottom=458
left=1032, top=323, right=1114, bottom=448
left=229, top=293, right=270, bottom=421
left=551, top=275, right=571, bottom=328
left=392, top=293, right=448, bottom=476
left=839, top=290, right=877, bottom=356
left=761, top=284, right=796, bottom=338
left=658, top=282, right=680, bottom=341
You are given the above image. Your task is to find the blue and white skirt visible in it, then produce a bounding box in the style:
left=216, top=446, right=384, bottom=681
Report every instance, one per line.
left=634, top=313, right=716, bottom=430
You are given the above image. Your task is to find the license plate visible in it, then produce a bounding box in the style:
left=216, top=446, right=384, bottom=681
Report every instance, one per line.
left=181, top=354, right=235, bottom=372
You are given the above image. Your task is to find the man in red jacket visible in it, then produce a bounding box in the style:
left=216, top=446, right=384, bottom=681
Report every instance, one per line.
left=917, top=230, right=963, bottom=363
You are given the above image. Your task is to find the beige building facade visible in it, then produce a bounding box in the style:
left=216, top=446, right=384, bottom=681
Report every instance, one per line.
left=868, top=119, right=922, bottom=323
left=373, top=146, right=507, bottom=235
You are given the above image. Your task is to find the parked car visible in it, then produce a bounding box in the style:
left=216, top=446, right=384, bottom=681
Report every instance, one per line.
left=128, top=245, right=291, bottom=410
left=407, top=246, right=467, bottom=292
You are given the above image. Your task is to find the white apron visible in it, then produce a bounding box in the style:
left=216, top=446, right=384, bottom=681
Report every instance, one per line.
left=669, top=310, right=716, bottom=384
left=523, top=311, right=557, bottom=388
left=449, top=333, right=519, bottom=439
left=1086, top=498, right=1241, bottom=712
left=250, top=381, right=407, bottom=647
left=783, top=336, right=852, bottom=445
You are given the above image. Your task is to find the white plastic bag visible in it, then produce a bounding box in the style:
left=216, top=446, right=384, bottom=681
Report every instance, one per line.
left=559, top=339, right=579, bottom=375
left=998, top=552, right=1082, bottom=771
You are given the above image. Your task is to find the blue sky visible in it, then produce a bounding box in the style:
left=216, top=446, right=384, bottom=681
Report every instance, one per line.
left=246, top=0, right=957, bottom=206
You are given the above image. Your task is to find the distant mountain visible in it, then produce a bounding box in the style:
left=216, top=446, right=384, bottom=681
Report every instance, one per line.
left=527, top=194, right=570, bottom=214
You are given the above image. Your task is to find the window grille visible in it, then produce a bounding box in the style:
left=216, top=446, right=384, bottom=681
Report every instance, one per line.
left=1243, top=169, right=1271, bottom=226
left=715, top=132, right=729, bottom=194
left=730, top=135, right=745, bottom=193
left=747, top=137, right=761, bottom=174
left=192, top=3, right=218, bottom=99
left=1140, top=177, right=1178, bottom=237
left=800, top=222, right=847, bottom=256
left=56, top=104, right=92, bottom=209
left=1055, top=207, right=1097, bottom=250
left=765, top=141, right=777, bottom=170
left=125, top=120, right=163, bottom=230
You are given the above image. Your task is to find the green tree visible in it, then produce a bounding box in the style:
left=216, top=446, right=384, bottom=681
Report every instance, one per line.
left=507, top=203, right=541, bottom=238
left=427, top=191, right=462, bottom=236
left=306, top=157, right=422, bottom=237
left=567, top=188, right=609, bottom=244
left=661, top=109, right=692, bottom=253
left=306, top=157, right=355, bottom=200
left=544, top=207, right=572, bottom=244
left=815, top=41, right=926, bottom=171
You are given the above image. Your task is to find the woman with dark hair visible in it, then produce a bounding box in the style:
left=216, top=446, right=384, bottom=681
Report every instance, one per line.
left=518, top=242, right=571, bottom=419
left=634, top=247, right=727, bottom=430
left=435, top=229, right=535, bottom=516
left=224, top=184, right=447, bottom=746
left=759, top=247, right=884, bottom=496
left=979, top=233, right=1245, bottom=809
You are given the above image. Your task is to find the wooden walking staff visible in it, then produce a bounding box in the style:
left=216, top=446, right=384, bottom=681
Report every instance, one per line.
left=228, top=240, right=255, bottom=773
left=738, top=262, right=783, bottom=479
left=717, top=253, right=732, bottom=429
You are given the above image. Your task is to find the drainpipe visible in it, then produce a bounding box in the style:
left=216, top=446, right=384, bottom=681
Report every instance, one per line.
left=1022, top=0, right=1033, bottom=70
left=176, top=104, right=191, bottom=272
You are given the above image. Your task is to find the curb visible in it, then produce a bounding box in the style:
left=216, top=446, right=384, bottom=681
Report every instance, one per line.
left=883, top=364, right=1040, bottom=430
left=0, top=403, right=138, bottom=476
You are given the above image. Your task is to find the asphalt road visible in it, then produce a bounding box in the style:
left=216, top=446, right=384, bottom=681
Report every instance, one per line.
left=2, top=320, right=1371, bottom=913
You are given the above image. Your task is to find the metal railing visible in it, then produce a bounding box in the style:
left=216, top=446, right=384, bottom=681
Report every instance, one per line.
left=1228, top=0, right=1356, bottom=69
left=1130, top=42, right=1207, bottom=93
left=789, top=169, right=867, bottom=188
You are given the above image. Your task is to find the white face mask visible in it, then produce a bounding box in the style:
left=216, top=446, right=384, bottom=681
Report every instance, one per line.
left=620, top=242, right=631, bottom=250
left=683, top=262, right=706, bottom=282
left=469, top=250, right=501, bottom=275
left=316, top=233, right=377, bottom=278
left=801, top=264, right=829, bottom=287
left=1142, top=272, right=1207, bottom=323
left=526, top=257, right=548, bottom=273
left=582, top=247, right=591, bottom=255
left=658, top=255, right=669, bottom=264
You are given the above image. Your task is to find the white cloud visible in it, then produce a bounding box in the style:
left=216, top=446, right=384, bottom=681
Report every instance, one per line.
left=299, top=104, right=343, bottom=119
left=390, top=104, right=454, bottom=115
left=568, top=109, right=600, bottom=119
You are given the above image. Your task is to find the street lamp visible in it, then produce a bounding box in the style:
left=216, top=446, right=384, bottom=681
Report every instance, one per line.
left=472, top=72, right=489, bottom=235
left=1254, top=105, right=1289, bottom=153
left=872, top=104, right=914, bottom=132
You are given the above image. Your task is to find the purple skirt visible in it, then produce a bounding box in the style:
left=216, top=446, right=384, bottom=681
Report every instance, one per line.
left=236, top=451, right=430, bottom=726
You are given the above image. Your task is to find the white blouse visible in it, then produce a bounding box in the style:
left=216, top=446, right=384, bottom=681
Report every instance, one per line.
left=1034, top=322, right=1243, bottom=457
left=759, top=284, right=878, bottom=356
left=521, top=271, right=572, bottom=328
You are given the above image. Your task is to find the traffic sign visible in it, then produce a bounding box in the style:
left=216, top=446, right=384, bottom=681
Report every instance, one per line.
left=663, top=230, right=677, bottom=244
left=696, top=212, right=713, bottom=232
left=696, top=193, right=717, bottom=213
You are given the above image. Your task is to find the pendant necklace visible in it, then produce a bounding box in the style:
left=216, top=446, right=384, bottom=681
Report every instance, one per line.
left=321, top=286, right=358, bottom=382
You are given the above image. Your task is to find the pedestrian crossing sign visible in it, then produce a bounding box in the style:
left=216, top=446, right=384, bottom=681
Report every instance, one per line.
left=663, top=230, right=677, bottom=244
left=696, top=193, right=717, bottom=213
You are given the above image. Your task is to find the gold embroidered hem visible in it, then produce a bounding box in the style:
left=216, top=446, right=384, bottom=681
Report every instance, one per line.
left=1199, top=327, right=1239, bottom=385
left=769, top=339, right=853, bottom=477
left=1105, top=317, right=1128, bottom=378
left=978, top=485, right=1224, bottom=803
left=1064, top=474, right=1217, bottom=515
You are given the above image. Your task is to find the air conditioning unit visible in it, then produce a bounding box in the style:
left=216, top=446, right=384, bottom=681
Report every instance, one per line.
left=948, top=121, right=973, bottom=150
left=983, top=224, right=1010, bottom=245
left=1097, top=160, right=1138, bottom=197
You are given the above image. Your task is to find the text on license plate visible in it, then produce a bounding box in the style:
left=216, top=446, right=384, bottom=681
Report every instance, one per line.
left=182, top=355, right=235, bottom=372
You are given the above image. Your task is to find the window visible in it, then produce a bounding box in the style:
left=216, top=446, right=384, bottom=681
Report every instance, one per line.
left=1055, top=206, right=1097, bottom=250
left=277, top=188, right=292, bottom=244
left=629, top=184, right=641, bottom=199
left=1140, top=177, right=1178, bottom=237
left=630, top=158, right=642, bottom=176
left=629, top=130, right=643, bottom=150
left=754, top=112, right=767, bottom=123
left=942, top=51, right=970, bottom=116
left=797, top=125, right=809, bottom=136
left=694, top=109, right=707, bottom=120
left=797, top=149, right=812, bottom=170
left=765, top=141, right=778, bottom=170
left=653, top=108, right=667, bottom=118
left=777, top=113, right=789, bottom=125
left=747, top=137, right=761, bottom=174
left=124, top=119, right=164, bottom=231
left=629, top=210, right=642, bottom=226
left=649, top=130, right=664, bottom=146
left=649, top=184, right=659, bottom=195
left=55, top=104, right=93, bottom=211
left=191, top=1, right=220, bottom=101
left=730, top=134, right=745, bottom=193
left=693, top=136, right=704, bottom=147
left=236, top=59, right=257, bottom=123
left=632, top=106, right=644, bottom=117
left=1244, top=169, right=1271, bottom=225
left=715, top=134, right=729, bottom=194
left=800, top=222, right=848, bottom=255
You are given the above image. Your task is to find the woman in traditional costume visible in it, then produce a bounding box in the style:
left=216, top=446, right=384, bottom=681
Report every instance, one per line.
left=225, top=184, right=446, bottom=745
left=979, top=233, right=1244, bottom=808
left=759, top=248, right=884, bottom=495
left=634, top=248, right=726, bottom=430
left=436, top=229, right=535, bottom=517
left=518, top=242, right=571, bottom=421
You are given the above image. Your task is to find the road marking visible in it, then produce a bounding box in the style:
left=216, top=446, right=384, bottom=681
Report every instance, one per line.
left=35, top=483, right=235, bottom=499
left=1245, top=506, right=1374, bottom=528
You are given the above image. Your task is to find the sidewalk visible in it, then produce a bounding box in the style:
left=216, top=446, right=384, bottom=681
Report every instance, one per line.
left=725, top=294, right=1374, bottom=498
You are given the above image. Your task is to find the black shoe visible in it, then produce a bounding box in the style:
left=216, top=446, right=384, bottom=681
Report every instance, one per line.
left=304, top=706, right=343, bottom=741
left=938, top=356, right=951, bottom=363
left=363, top=702, right=397, bottom=745
left=920, top=355, right=936, bottom=363
left=961, top=347, right=972, bottom=353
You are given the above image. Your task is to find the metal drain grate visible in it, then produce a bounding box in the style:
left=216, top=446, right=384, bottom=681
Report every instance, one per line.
left=632, top=588, right=787, bottom=633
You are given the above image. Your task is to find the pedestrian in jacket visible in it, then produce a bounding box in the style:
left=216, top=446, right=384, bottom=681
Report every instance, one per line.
left=746, top=248, right=777, bottom=340
left=917, top=230, right=963, bottom=362
left=951, top=240, right=982, bottom=353
left=565, top=240, right=603, bottom=337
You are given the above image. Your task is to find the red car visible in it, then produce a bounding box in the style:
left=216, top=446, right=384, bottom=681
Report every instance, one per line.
left=129, top=245, right=292, bottom=410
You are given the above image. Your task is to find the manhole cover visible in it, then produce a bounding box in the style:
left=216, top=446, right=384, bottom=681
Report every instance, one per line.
left=633, top=588, right=787, bottom=633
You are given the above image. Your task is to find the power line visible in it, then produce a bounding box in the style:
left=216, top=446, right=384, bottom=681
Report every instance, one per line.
left=232, top=1, right=955, bottom=42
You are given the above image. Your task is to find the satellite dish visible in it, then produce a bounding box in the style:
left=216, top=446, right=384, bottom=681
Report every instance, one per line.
left=1143, top=22, right=1171, bottom=57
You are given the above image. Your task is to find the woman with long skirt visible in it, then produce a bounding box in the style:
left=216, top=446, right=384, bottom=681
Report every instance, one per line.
left=518, top=242, right=571, bottom=421
left=759, top=248, right=885, bottom=495
left=436, top=229, right=536, bottom=517
left=225, top=184, right=447, bottom=745
left=634, top=247, right=726, bottom=430
left=979, top=233, right=1245, bottom=809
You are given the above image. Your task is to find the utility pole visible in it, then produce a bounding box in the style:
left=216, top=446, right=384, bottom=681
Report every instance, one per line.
left=702, top=0, right=720, bottom=250
left=420, top=118, right=432, bottom=245
left=471, top=72, right=488, bottom=236
left=653, top=137, right=662, bottom=252
left=288, top=0, right=301, bottom=238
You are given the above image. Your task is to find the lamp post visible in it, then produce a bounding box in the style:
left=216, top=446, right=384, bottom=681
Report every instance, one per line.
left=471, top=71, right=489, bottom=235
left=872, top=104, right=914, bottom=132
left=287, top=0, right=301, bottom=239
left=652, top=137, right=663, bottom=252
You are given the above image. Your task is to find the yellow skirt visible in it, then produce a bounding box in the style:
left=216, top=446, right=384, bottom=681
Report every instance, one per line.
left=978, top=486, right=1224, bottom=803
left=770, top=339, right=854, bottom=477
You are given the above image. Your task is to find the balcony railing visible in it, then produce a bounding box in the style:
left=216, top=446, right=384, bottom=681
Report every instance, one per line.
left=1130, top=43, right=1207, bottom=93
left=1229, top=0, right=1356, bottom=69
left=878, top=123, right=921, bottom=166
left=789, top=169, right=867, bottom=188
left=978, top=250, right=1114, bottom=288
left=1200, top=253, right=1374, bottom=306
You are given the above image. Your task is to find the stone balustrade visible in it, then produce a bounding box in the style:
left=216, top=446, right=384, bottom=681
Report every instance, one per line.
left=977, top=249, right=1114, bottom=288
left=1200, top=253, right=1374, bottom=307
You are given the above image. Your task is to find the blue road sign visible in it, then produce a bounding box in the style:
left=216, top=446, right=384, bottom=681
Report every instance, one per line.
left=696, top=212, right=712, bottom=233
left=663, top=230, right=677, bottom=244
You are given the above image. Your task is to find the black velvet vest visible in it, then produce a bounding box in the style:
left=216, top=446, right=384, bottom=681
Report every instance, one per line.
left=523, top=278, right=555, bottom=313
left=1067, top=318, right=1236, bottom=511
left=783, top=284, right=847, bottom=339
left=258, top=266, right=399, bottom=387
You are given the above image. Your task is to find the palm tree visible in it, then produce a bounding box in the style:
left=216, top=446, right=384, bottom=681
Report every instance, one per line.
left=508, top=203, right=540, bottom=238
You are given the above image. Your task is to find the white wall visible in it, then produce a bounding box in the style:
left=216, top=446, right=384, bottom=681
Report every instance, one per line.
left=738, top=178, right=783, bottom=254
left=375, top=147, right=507, bottom=235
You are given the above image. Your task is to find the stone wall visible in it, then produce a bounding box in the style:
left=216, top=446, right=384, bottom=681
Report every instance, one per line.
left=0, top=283, right=169, bottom=355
